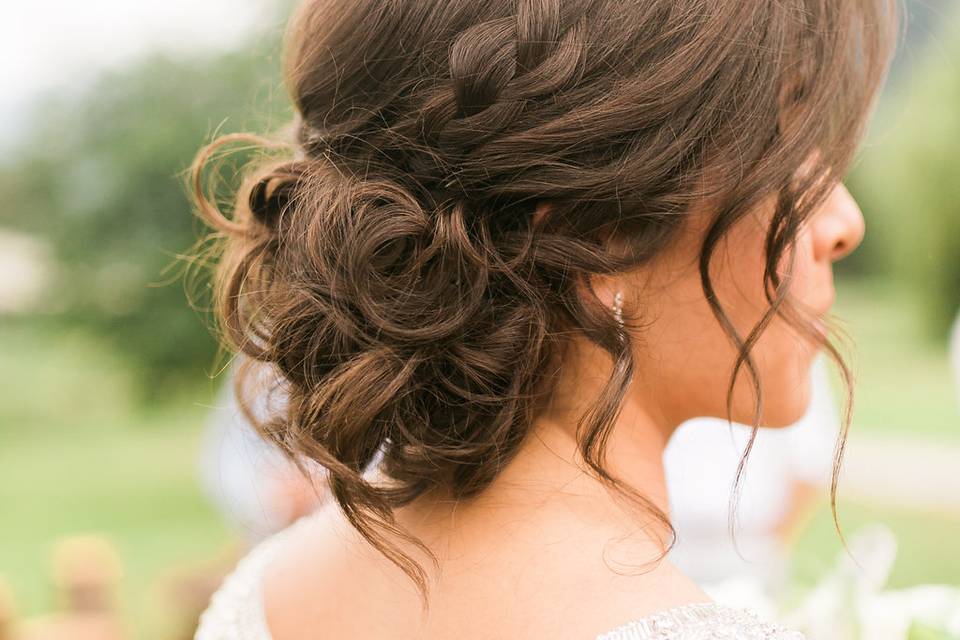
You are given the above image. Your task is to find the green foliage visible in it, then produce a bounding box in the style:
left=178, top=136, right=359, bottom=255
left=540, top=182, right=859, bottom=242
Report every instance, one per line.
left=847, top=8, right=960, bottom=340
left=1, top=37, right=292, bottom=396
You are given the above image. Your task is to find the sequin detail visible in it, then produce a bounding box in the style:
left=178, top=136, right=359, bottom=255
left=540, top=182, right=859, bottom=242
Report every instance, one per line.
left=596, top=602, right=806, bottom=640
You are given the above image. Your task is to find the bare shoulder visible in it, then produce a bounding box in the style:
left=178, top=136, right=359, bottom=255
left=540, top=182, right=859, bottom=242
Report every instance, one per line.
left=261, top=501, right=712, bottom=640
left=261, top=501, right=430, bottom=639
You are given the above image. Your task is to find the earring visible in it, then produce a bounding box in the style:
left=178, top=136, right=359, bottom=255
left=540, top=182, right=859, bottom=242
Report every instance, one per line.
left=611, top=290, right=624, bottom=328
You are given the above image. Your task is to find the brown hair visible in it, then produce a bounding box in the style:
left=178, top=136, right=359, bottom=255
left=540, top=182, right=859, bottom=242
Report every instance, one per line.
left=189, top=0, right=896, bottom=606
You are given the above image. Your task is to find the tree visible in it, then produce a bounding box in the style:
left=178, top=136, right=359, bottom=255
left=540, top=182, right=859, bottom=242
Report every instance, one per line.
left=1, top=35, right=292, bottom=396
left=847, top=6, right=960, bottom=339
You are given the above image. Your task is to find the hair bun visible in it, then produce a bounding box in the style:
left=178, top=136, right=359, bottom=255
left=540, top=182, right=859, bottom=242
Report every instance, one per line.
left=247, top=161, right=309, bottom=230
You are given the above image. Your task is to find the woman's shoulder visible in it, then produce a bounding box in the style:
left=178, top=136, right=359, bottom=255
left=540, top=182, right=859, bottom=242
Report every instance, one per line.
left=195, top=505, right=806, bottom=640
left=194, top=510, right=324, bottom=640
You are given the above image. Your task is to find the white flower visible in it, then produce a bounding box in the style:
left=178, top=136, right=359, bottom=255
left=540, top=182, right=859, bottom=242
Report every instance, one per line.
left=782, top=524, right=960, bottom=640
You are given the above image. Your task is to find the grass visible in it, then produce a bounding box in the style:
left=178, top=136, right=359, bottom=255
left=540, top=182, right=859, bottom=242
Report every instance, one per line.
left=791, top=498, right=960, bottom=590
left=829, top=277, right=960, bottom=440
left=0, top=276, right=958, bottom=638
left=0, top=320, right=233, bottom=639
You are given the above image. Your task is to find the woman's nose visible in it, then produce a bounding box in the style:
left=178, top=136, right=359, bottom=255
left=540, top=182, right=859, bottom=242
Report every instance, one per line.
left=812, top=183, right=865, bottom=263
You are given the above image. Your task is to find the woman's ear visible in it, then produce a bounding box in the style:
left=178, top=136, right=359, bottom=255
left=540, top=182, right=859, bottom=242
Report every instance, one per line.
left=597, top=277, right=623, bottom=318
left=578, top=272, right=623, bottom=320
left=534, top=200, right=626, bottom=318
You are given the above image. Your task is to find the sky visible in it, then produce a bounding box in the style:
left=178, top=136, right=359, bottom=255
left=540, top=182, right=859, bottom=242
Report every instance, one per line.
left=1, top=0, right=275, bottom=149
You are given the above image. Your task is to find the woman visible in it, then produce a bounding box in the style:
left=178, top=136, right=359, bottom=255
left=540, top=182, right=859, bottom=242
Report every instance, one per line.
left=190, top=0, right=896, bottom=637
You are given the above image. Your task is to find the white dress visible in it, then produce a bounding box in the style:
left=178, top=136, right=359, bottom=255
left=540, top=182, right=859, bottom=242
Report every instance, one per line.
left=195, top=512, right=806, bottom=640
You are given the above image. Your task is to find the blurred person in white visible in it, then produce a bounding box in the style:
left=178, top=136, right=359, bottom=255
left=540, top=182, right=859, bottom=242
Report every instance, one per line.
left=665, top=354, right=837, bottom=598
left=199, top=357, right=326, bottom=544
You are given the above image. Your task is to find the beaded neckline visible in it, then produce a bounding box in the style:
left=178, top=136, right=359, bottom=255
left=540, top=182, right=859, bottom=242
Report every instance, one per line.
left=595, top=601, right=805, bottom=639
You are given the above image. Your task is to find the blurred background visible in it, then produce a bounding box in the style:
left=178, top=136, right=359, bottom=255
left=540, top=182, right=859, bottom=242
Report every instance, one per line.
left=1, top=1, right=958, bottom=638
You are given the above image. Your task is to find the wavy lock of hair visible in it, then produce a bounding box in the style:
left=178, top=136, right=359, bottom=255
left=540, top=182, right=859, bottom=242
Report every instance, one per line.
left=188, top=0, right=897, bottom=609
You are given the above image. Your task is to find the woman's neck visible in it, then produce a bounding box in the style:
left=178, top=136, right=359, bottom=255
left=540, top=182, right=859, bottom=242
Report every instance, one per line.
left=388, top=336, right=678, bottom=558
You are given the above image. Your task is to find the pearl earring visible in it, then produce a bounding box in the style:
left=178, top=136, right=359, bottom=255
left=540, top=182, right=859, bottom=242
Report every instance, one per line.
left=611, top=290, right=624, bottom=328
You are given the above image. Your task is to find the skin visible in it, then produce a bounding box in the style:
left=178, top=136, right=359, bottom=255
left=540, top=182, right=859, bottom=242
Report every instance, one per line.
left=262, top=182, right=865, bottom=639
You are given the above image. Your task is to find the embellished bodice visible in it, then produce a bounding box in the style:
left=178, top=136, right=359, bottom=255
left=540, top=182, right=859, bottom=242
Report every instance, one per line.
left=595, top=602, right=805, bottom=639
left=195, top=515, right=805, bottom=640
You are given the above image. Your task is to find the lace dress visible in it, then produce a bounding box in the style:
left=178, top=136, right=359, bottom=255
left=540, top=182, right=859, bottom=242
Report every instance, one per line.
left=195, top=514, right=806, bottom=640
